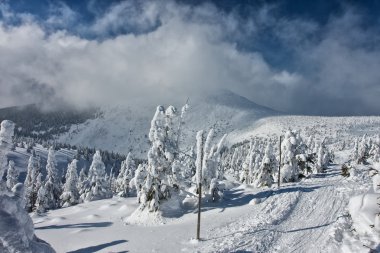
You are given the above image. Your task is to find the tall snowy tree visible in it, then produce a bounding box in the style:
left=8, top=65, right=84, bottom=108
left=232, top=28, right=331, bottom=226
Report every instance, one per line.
left=256, top=142, right=276, bottom=187
left=78, top=167, right=91, bottom=203
left=116, top=152, right=135, bottom=197
left=35, top=182, right=48, bottom=214
left=0, top=120, right=54, bottom=251
left=34, top=172, right=45, bottom=213
left=194, top=129, right=226, bottom=200
left=29, top=156, right=42, bottom=212
left=44, top=147, right=62, bottom=209
left=61, top=159, right=80, bottom=207
left=357, top=135, right=369, bottom=164
left=24, top=155, right=35, bottom=212
left=131, top=163, right=148, bottom=203
left=280, top=130, right=300, bottom=182
left=0, top=120, right=14, bottom=189
left=6, top=160, right=18, bottom=190
left=316, top=141, right=329, bottom=173
left=82, top=151, right=112, bottom=201
left=138, top=105, right=181, bottom=211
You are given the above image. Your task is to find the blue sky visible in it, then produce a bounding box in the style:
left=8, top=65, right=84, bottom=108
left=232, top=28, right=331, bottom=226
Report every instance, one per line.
left=0, top=0, right=380, bottom=115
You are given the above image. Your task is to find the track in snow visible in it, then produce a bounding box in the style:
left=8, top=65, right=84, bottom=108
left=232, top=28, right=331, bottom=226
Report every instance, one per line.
left=198, top=164, right=354, bottom=253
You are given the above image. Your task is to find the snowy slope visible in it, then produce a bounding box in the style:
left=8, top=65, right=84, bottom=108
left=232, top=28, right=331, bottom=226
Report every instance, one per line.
left=7, top=145, right=76, bottom=182
left=57, top=90, right=278, bottom=158
left=32, top=149, right=373, bottom=253
left=227, top=115, right=380, bottom=145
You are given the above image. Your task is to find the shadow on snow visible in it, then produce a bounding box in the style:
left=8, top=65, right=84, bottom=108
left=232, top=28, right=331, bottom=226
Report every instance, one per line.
left=66, top=240, right=128, bottom=253
left=160, top=183, right=323, bottom=219
left=205, top=222, right=333, bottom=242
left=35, top=222, right=113, bottom=230
left=201, top=184, right=323, bottom=213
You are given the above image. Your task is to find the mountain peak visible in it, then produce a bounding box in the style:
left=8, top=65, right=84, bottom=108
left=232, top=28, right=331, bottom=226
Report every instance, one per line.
left=203, top=89, right=278, bottom=113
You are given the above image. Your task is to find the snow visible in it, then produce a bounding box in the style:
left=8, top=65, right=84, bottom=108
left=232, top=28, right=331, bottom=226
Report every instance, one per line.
left=57, top=90, right=277, bottom=158
left=29, top=148, right=375, bottom=253
left=3, top=94, right=380, bottom=252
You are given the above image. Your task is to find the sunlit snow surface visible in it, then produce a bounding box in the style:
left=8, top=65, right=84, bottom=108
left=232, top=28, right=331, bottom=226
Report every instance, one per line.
left=31, top=149, right=374, bottom=253
left=9, top=93, right=380, bottom=252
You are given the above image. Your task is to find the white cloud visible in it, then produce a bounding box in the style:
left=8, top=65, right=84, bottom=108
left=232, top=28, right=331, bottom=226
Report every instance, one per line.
left=0, top=1, right=298, bottom=111
left=0, top=1, right=379, bottom=115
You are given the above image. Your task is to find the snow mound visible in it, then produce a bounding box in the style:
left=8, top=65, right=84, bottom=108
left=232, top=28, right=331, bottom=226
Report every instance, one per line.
left=249, top=198, right=262, bottom=205
left=124, top=208, right=167, bottom=226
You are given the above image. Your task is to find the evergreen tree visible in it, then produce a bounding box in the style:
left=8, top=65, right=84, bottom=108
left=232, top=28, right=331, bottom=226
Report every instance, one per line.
left=61, top=159, right=80, bottom=207
left=280, top=130, right=300, bottom=182
left=139, top=105, right=180, bottom=211
left=35, top=183, right=48, bottom=214
left=44, top=147, right=62, bottom=209
left=6, top=160, right=18, bottom=190
left=78, top=167, right=90, bottom=202
left=357, top=135, right=369, bottom=164
left=0, top=120, right=14, bottom=187
left=33, top=172, right=45, bottom=213
left=24, top=155, right=35, bottom=212
left=195, top=129, right=226, bottom=200
left=256, top=142, right=275, bottom=187
left=116, top=152, right=135, bottom=197
left=82, top=151, right=112, bottom=201
left=131, top=163, right=147, bottom=203
left=316, top=141, right=329, bottom=173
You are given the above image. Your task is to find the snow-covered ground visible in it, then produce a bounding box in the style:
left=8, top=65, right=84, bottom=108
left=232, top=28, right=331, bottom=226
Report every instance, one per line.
left=32, top=149, right=374, bottom=253
left=8, top=146, right=76, bottom=181
left=4, top=99, right=380, bottom=252
left=227, top=115, right=380, bottom=145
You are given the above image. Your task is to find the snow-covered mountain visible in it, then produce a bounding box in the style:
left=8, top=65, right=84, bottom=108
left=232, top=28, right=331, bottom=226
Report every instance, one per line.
left=57, top=89, right=279, bottom=158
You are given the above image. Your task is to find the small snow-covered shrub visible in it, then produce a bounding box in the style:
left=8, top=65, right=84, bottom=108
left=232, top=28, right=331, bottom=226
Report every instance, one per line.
left=343, top=163, right=380, bottom=252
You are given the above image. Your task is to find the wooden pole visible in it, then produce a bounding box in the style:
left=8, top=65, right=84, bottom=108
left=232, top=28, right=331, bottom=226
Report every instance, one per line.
left=196, top=133, right=204, bottom=240
left=197, top=182, right=202, bottom=240
left=278, top=135, right=282, bottom=188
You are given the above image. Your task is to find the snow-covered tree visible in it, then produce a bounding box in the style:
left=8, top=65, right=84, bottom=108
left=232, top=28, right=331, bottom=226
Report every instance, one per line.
left=82, top=151, right=112, bottom=201
left=35, top=182, right=48, bottom=214
left=24, top=155, right=35, bottom=212
left=201, top=129, right=216, bottom=192
left=194, top=129, right=226, bottom=200
left=0, top=183, right=56, bottom=252
left=369, top=135, right=380, bottom=162
left=256, top=143, right=275, bottom=187
left=139, top=105, right=180, bottom=211
left=78, top=167, right=90, bottom=202
left=116, top=152, right=135, bottom=197
left=44, top=147, right=62, bottom=210
left=6, top=160, right=18, bottom=190
left=280, top=130, right=300, bottom=182
left=32, top=170, right=45, bottom=212
left=315, top=141, right=329, bottom=173
left=0, top=120, right=14, bottom=188
left=357, top=135, right=369, bottom=164
left=352, top=138, right=359, bottom=162
left=130, top=163, right=147, bottom=203
left=61, top=159, right=80, bottom=207
left=24, top=155, right=42, bottom=212
left=0, top=120, right=55, bottom=251
left=241, top=140, right=256, bottom=184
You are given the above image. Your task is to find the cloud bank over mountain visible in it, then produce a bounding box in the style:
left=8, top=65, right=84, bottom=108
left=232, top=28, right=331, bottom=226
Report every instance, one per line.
left=0, top=0, right=379, bottom=115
